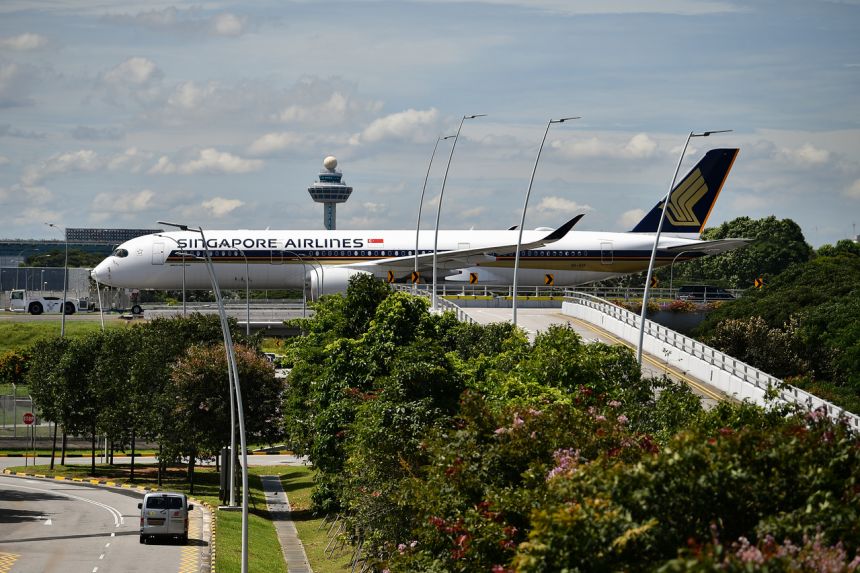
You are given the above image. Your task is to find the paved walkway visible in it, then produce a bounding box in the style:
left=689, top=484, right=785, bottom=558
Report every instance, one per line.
left=261, top=475, right=312, bottom=573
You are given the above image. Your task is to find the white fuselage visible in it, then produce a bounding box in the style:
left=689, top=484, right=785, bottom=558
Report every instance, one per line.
left=91, top=228, right=705, bottom=292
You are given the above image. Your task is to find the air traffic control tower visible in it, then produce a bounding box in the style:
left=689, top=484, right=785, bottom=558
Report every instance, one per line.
left=308, top=155, right=353, bottom=230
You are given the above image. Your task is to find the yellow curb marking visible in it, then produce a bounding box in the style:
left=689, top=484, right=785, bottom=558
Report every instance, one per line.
left=0, top=552, right=19, bottom=573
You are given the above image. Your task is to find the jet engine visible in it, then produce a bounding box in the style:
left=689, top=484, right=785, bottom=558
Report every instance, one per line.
left=306, top=267, right=373, bottom=299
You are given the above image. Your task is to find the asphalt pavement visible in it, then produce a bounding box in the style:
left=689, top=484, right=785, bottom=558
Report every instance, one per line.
left=0, top=473, right=210, bottom=573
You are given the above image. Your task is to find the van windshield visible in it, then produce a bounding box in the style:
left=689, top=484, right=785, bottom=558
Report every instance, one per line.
left=146, top=496, right=183, bottom=509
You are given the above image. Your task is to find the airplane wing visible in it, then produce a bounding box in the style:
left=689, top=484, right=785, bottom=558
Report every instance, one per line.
left=664, top=238, right=752, bottom=255
left=344, top=214, right=584, bottom=274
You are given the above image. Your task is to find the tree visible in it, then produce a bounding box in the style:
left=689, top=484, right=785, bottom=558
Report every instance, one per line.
left=695, top=250, right=860, bottom=412
left=657, top=216, right=813, bottom=289
left=128, top=313, right=250, bottom=482
left=25, top=337, right=69, bottom=467
left=0, top=349, right=29, bottom=387
left=25, top=249, right=106, bottom=268
left=168, top=343, right=283, bottom=492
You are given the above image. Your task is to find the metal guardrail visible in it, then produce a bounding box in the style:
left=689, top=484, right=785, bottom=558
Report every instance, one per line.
left=399, top=283, right=743, bottom=301
left=393, top=285, right=475, bottom=324
left=562, top=290, right=860, bottom=431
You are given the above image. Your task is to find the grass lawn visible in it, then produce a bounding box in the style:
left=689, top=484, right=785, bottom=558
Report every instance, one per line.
left=0, top=320, right=131, bottom=354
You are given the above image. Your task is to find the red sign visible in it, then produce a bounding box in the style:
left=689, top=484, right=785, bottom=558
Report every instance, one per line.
left=23, top=412, right=35, bottom=425
left=368, top=238, right=384, bottom=244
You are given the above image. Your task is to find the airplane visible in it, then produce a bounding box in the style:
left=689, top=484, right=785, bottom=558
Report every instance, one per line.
left=91, top=148, right=746, bottom=297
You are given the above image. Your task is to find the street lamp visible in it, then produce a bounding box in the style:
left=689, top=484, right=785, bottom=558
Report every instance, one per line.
left=156, top=234, right=188, bottom=315
left=512, top=116, right=579, bottom=326
left=636, top=130, right=732, bottom=365
left=415, top=135, right=455, bottom=287
left=669, top=250, right=695, bottom=292
left=432, top=114, right=485, bottom=311
left=282, top=250, right=319, bottom=317
left=45, top=223, right=68, bottom=338
left=159, top=221, right=250, bottom=573
left=231, top=248, right=251, bottom=337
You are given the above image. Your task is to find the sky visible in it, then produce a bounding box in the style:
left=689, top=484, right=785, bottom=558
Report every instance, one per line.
left=1, top=0, right=859, bottom=247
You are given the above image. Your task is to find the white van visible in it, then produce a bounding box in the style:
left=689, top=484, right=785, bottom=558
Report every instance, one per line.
left=138, top=492, right=193, bottom=544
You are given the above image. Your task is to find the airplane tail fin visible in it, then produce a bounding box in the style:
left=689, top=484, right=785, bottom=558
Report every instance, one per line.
left=631, top=148, right=739, bottom=235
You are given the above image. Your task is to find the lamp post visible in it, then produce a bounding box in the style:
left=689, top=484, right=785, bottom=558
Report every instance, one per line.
left=415, top=135, right=455, bottom=287
left=432, top=114, right=485, bottom=311
left=45, top=223, right=68, bottom=338
left=155, top=234, right=187, bottom=315
left=669, top=250, right=695, bottom=292
left=282, top=250, right=319, bottom=317
left=159, top=221, right=250, bottom=573
left=231, top=248, right=251, bottom=337
left=512, top=116, right=579, bottom=326
left=636, top=130, right=731, bottom=365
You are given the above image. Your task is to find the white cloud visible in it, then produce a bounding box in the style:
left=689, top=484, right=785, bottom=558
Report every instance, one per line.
left=278, top=92, right=349, bottom=123
left=459, top=206, right=487, bottom=219
left=106, top=7, right=249, bottom=37
left=149, top=148, right=263, bottom=175
left=91, top=189, right=156, bottom=215
left=845, top=179, right=860, bottom=200
left=534, top=196, right=593, bottom=215
left=362, top=202, right=386, bottom=213
left=353, top=108, right=439, bottom=144
left=551, top=132, right=659, bottom=160
left=272, top=79, right=384, bottom=126
left=0, top=155, right=9, bottom=165
left=0, top=33, right=48, bottom=51
left=22, top=149, right=101, bottom=185
left=776, top=143, right=830, bottom=167
left=104, top=57, right=162, bottom=85
left=21, top=148, right=150, bottom=185
left=418, top=0, right=738, bottom=16
left=624, top=133, right=658, bottom=158
left=248, top=132, right=304, bottom=156
left=211, top=13, right=246, bottom=36
left=618, top=209, right=646, bottom=229
left=202, top=197, right=244, bottom=217
left=107, top=148, right=152, bottom=172
left=0, top=183, right=53, bottom=204
left=167, top=81, right=217, bottom=111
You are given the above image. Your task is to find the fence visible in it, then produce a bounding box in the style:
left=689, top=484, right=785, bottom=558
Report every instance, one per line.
left=0, top=391, right=49, bottom=439
left=561, top=291, right=860, bottom=431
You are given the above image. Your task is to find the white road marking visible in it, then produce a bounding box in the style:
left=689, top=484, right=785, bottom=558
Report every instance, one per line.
left=2, top=480, right=125, bottom=528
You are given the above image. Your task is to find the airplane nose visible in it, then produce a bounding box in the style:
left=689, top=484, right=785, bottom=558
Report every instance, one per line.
left=91, top=261, right=109, bottom=284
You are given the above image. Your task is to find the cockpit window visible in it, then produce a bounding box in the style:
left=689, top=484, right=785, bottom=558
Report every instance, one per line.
left=112, top=248, right=129, bottom=258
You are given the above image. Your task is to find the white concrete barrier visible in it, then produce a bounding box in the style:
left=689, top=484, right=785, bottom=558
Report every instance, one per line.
left=562, top=292, right=860, bottom=431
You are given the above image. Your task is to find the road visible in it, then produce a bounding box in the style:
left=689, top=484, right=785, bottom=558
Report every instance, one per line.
left=0, top=474, right=209, bottom=573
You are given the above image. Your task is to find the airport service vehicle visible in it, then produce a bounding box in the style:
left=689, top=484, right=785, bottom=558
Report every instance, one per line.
left=7, top=289, right=89, bottom=315
left=138, top=491, right=193, bottom=544
left=92, top=149, right=749, bottom=296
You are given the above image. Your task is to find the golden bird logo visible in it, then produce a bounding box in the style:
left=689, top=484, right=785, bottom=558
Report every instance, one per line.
left=661, top=168, right=708, bottom=227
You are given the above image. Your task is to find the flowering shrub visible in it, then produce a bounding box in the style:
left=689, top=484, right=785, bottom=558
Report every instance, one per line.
left=661, top=530, right=860, bottom=572
left=514, top=412, right=860, bottom=571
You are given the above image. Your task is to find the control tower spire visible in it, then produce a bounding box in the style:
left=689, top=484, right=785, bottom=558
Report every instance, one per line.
left=307, top=155, right=353, bottom=230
